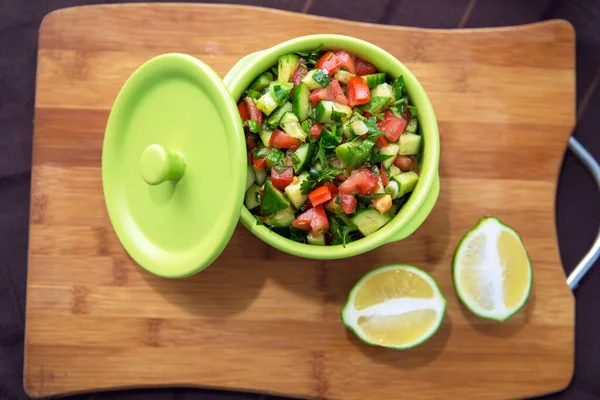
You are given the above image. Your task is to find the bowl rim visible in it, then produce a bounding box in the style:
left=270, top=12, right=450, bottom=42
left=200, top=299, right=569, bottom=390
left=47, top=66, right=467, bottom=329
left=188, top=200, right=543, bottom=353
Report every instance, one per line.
left=227, top=34, right=440, bottom=259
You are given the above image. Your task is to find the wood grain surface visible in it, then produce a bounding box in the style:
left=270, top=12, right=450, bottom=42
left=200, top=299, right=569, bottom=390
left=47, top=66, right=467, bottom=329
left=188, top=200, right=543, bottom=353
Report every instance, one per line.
left=25, top=4, right=575, bottom=399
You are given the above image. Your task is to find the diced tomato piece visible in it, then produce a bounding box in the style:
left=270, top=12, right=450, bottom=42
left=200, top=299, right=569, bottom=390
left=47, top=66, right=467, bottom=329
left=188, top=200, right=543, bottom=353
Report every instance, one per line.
left=380, top=164, right=390, bottom=186
left=315, top=51, right=343, bottom=76
left=333, top=50, right=356, bottom=74
left=324, top=181, right=338, bottom=197
left=271, top=167, right=294, bottom=190
left=238, top=101, right=250, bottom=121
left=394, top=155, right=412, bottom=172
left=246, top=134, right=257, bottom=151
left=376, top=136, right=389, bottom=147
left=252, top=155, right=266, bottom=169
left=310, top=122, right=323, bottom=139
left=305, top=199, right=313, bottom=210
left=334, top=173, right=347, bottom=182
left=339, top=169, right=380, bottom=196
left=309, top=79, right=348, bottom=105
left=347, top=76, right=370, bottom=107
left=269, top=129, right=302, bottom=149
left=243, top=97, right=262, bottom=124
left=378, top=110, right=407, bottom=142
left=339, top=194, right=357, bottom=214
left=308, top=186, right=332, bottom=207
left=292, top=64, right=308, bottom=86
left=292, top=205, right=329, bottom=235
left=355, top=58, right=377, bottom=76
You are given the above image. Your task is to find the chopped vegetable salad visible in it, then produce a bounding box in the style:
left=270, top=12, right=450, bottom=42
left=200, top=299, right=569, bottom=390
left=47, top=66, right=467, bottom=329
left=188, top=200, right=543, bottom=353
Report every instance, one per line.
left=240, top=46, right=422, bottom=246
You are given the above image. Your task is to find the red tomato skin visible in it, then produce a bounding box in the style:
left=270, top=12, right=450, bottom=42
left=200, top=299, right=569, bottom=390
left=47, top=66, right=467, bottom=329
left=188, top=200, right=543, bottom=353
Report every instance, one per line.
left=269, top=129, right=302, bottom=149
left=347, top=76, right=371, bottom=107
left=380, top=165, right=390, bottom=186
left=252, top=155, right=266, bottom=169
left=315, top=51, right=343, bottom=75
left=310, top=122, right=323, bottom=139
left=238, top=101, right=250, bottom=121
left=339, top=194, right=357, bottom=214
left=324, top=181, right=338, bottom=197
left=333, top=50, right=357, bottom=74
left=292, top=64, right=308, bottom=86
left=311, top=205, right=329, bottom=234
left=339, top=169, right=380, bottom=195
left=292, top=205, right=329, bottom=234
left=378, top=110, right=407, bottom=142
left=271, top=167, right=294, bottom=190
left=246, top=135, right=257, bottom=151
left=309, top=80, right=348, bottom=105
left=308, top=186, right=332, bottom=207
left=355, top=58, right=377, bottom=76
left=376, top=136, right=389, bottom=147
left=243, top=97, right=262, bottom=124
left=334, top=174, right=348, bottom=183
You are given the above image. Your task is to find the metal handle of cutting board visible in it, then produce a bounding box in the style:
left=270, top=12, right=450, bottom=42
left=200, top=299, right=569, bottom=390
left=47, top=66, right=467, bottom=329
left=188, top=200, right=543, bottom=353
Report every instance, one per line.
left=566, top=137, right=600, bottom=290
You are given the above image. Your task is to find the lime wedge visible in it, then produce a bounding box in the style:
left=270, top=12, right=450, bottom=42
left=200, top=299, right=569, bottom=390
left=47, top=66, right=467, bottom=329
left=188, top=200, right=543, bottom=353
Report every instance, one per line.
left=341, top=265, right=446, bottom=349
left=453, top=217, right=532, bottom=321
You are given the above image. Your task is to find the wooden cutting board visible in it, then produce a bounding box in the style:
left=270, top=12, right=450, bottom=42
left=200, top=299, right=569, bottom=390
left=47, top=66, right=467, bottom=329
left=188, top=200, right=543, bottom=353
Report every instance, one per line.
left=25, top=4, right=575, bottom=399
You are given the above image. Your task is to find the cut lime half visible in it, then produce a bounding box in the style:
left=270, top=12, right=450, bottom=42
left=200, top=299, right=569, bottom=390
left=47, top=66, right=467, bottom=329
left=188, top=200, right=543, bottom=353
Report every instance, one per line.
left=341, top=265, right=446, bottom=349
left=453, top=217, right=533, bottom=321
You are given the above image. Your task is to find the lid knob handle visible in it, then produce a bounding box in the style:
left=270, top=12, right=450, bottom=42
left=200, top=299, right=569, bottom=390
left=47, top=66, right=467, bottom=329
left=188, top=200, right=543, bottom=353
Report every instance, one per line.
left=140, top=144, right=185, bottom=185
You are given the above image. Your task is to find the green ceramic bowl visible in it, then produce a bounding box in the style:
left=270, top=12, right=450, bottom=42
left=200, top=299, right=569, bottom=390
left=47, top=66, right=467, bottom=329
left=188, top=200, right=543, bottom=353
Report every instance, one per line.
left=225, top=34, right=440, bottom=259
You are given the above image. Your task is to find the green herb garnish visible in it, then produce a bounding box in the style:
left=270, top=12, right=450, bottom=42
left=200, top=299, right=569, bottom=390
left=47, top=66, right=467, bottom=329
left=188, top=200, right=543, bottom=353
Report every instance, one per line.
left=300, top=167, right=343, bottom=195
left=247, top=120, right=261, bottom=133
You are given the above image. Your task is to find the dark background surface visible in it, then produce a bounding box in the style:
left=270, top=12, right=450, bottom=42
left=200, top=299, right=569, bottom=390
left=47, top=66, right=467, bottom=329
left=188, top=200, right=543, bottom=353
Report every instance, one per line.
left=1, top=0, right=599, bottom=399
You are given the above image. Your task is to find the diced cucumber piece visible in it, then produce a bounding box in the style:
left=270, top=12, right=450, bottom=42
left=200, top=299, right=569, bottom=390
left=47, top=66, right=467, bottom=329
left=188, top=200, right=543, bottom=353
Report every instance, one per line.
left=245, top=184, right=261, bottom=210
left=315, top=100, right=352, bottom=124
left=261, top=180, right=290, bottom=216
left=269, top=82, right=293, bottom=106
left=280, top=112, right=308, bottom=141
left=259, top=129, right=273, bottom=147
left=249, top=71, right=274, bottom=91
left=307, top=232, right=326, bottom=245
left=292, top=142, right=317, bottom=174
left=363, top=73, right=386, bottom=89
left=335, top=140, right=374, bottom=169
left=253, top=166, right=267, bottom=185
left=246, top=166, right=256, bottom=191
left=363, top=83, right=395, bottom=113
left=324, top=198, right=344, bottom=214
left=388, top=165, right=402, bottom=177
left=392, top=171, right=419, bottom=197
left=351, top=119, right=368, bottom=136
left=292, top=83, right=311, bottom=122
left=379, top=143, right=400, bottom=169
left=284, top=172, right=309, bottom=209
left=267, top=102, right=292, bottom=129
left=405, top=117, right=418, bottom=133
left=399, top=133, right=422, bottom=155
left=385, top=180, right=399, bottom=199
left=255, top=92, right=278, bottom=116
left=302, top=69, right=331, bottom=90
left=351, top=209, right=392, bottom=236
left=371, top=83, right=395, bottom=100
left=265, top=207, right=295, bottom=227
left=246, top=89, right=261, bottom=99
left=280, top=111, right=298, bottom=124
left=312, top=69, right=332, bottom=88
left=334, top=70, right=355, bottom=84
left=277, top=54, right=300, bottom=83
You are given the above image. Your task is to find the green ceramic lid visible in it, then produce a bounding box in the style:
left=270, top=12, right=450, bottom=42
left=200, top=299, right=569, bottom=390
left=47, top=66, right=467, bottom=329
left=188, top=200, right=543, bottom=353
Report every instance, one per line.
left=102, top=53, right=246, bottom=279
